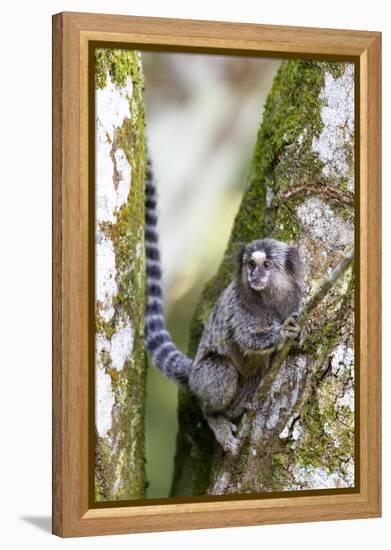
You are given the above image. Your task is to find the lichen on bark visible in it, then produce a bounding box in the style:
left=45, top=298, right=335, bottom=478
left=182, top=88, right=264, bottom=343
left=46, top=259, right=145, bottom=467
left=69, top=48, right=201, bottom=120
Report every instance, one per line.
left=171, top=60, right=355, bottom=496
left=94, top=48, right=147, bottom=501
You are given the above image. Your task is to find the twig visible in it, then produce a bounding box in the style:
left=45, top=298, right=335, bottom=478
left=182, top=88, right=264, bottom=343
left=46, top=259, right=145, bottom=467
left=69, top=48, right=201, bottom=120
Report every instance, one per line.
left=210, top=247, right=355, bottom=494
left=282, top=184, right=354, bottom=207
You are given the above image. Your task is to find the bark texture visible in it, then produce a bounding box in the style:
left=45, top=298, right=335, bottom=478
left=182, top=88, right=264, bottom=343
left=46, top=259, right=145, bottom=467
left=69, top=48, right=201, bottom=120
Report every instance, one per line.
left=94, top=49, right=147, bottom=501
left=172, top=60, right=355, bottom=496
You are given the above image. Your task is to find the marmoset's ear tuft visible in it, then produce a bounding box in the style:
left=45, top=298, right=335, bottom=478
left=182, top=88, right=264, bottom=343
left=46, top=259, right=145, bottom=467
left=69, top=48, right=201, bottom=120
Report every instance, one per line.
left=285, top=246, right=304, bottom=280
left=231, top=242, right=246, bottom=275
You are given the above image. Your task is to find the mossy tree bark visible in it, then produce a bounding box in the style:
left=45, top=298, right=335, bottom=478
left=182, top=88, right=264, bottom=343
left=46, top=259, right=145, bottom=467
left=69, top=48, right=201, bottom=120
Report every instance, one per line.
left=171, top=60, right=355, bottom=496
left=94, top=49, right=147, bottom=501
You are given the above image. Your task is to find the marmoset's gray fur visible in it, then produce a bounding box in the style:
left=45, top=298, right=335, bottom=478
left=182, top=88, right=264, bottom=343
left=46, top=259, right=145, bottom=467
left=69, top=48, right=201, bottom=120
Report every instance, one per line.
left=144, top=159, right=305, bottom=455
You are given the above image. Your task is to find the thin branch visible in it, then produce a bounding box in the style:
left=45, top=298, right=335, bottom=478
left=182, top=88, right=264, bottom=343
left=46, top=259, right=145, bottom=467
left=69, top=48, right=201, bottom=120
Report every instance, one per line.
left=210, top=247, right=355, bottom=495
left=282, top=183, right=354, bottom=207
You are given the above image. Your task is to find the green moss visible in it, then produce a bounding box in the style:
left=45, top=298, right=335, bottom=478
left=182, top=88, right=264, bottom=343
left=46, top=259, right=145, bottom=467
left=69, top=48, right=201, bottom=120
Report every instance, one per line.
left=231, top=437, right=253, bottom=483
left=251, top=60, right=325, bottom=181
left=303, top=319, right=339, bottom=356
left=295, top=399, right=330, bottom=469
left=268, top=451, right=293, bottom=489
left=231, top=438, right=293, bottom=493
left=95, top=435, right=115, bottom=501
left=323, top=62, right=347, bottom=79
left=95, top=478, right=104, bottom=501
left=272, top=202, right=301, bottom=242
left=95, top=48, right=144, bottom=89
left=95, top=313, right=116, bottom=340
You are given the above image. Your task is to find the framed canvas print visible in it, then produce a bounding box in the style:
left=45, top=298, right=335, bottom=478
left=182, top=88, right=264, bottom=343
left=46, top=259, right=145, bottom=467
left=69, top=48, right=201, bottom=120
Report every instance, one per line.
left=52, top=12, right=381, bottom=537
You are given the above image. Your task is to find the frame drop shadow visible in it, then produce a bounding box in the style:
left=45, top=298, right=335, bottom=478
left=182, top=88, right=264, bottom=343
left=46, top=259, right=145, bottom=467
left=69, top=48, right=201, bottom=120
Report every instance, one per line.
left=21, top=516, right=51, bottom=534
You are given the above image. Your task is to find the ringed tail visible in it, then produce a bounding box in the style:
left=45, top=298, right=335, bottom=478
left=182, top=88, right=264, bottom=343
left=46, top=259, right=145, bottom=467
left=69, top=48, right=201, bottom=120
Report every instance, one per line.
left=144, top=158, right=192, bottom=384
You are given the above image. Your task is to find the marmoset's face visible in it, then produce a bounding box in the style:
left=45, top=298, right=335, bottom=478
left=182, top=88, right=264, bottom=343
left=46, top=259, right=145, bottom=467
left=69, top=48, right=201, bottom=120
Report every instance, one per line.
left=239, top=238, right=303, bottom=295
left=246, top=250, right=272, bottom=291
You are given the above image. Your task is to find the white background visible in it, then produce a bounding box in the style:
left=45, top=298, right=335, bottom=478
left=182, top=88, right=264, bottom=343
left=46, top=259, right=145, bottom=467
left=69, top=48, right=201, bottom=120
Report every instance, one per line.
left=0, top=0, right=388, bottom=547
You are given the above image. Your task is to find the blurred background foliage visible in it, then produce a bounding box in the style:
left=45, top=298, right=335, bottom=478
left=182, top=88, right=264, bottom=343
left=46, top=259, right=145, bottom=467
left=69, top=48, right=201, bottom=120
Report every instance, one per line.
left=141, top=51, right=281, bottom=498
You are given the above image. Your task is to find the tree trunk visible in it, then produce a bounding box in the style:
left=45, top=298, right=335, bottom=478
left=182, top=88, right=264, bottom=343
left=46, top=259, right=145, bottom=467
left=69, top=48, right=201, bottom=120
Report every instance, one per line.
left=172, top=60, right=355, bottom=496
left=94, top=49, right=147, bottom=501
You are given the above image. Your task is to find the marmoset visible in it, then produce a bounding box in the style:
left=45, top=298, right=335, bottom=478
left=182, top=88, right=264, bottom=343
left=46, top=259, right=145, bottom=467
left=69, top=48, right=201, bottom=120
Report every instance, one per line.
left=144, top=159, right=305, bottom=455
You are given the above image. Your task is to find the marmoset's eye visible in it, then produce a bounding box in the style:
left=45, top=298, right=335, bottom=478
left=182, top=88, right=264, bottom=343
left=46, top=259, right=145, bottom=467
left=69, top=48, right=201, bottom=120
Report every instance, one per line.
left=249, top=259, right=256, bottom=269
left=264, top=260, right=271, bottom=269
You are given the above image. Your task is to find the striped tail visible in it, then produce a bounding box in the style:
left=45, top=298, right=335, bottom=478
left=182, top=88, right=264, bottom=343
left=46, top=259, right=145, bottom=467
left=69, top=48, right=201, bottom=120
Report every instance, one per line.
left=144, top=158, right=192, bottom=385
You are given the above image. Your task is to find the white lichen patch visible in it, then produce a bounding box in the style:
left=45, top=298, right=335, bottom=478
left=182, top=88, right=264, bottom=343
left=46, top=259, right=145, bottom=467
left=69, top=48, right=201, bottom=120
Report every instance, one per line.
left=345, top=460, right=355, bottom=486
left=292, top=465, right=353, bottom=489
left=96, top=332, right=110, bottom=356
left=95, top=321, right=134, bottom=438
left=95, top=70, right=135, bottom=439
left=297, top=197, right=353, bottom=251
left=312, top=64, right=354, bottom=190
left=96, top=234, right=118, bottom=321
left=96, top=121, right=131, bottom=224
left=329, top=345, right=355, bottom=413
left=95, top=70, right=134, bottom=324
left=292, top=421, right=304, bottom=442
left=96, top=323, right=134, bottom=372
left=110, top=324, right=134, bottom=371
left=96, top=359, right=115, bottom=438
left=337, top=386, right=355, bottom=412
left=331, top=344, right=354, bottom=376
left=97, top=74, right=132, bottom=141
left=279, top=424, right=290, bottom=439
left=96, top=74, right=133, bottom=225
left=279, top=419, right=304, bottom=445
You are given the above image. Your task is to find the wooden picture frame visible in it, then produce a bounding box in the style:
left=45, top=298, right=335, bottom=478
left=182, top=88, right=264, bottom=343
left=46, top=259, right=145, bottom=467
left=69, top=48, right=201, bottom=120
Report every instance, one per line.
left=52, top=11, right=381, bottom=538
